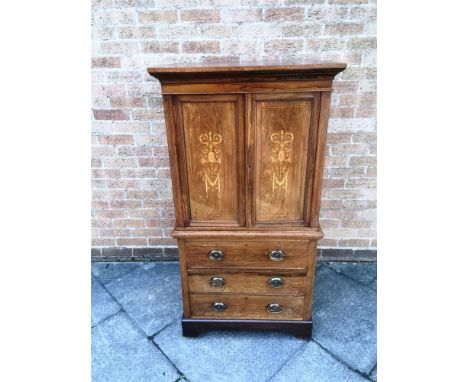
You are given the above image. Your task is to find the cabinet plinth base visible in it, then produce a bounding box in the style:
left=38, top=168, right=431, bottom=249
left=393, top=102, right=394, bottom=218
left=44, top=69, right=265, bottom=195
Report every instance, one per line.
left=181, top=318, right=312, bottom=339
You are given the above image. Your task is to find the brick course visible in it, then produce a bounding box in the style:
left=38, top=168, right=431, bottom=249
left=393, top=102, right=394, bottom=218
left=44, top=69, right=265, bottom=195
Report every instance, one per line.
left=91, top=0, right=377, bottom=258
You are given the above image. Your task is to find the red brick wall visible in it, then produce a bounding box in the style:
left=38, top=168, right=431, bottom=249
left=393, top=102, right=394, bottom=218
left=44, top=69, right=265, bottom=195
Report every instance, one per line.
left=91, top=0, right=377, bottom=257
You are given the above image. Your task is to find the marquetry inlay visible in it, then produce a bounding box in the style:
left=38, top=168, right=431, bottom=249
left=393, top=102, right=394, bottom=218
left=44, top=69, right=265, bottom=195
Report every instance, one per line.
left=270, top=130, right=294, bottom=194
left=199, top=131, right=222, bottom=195
left=149, top=59, right=347, bottom=338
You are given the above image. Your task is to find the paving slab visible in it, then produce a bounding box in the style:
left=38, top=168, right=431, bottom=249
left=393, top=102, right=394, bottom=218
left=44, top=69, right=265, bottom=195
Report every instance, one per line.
left=92, top=312, right=179, bottom=382
left=92, top=262, right=142, bottom=285
left=154, top=322, right=306, bottom=382
left=369, top=365, right=377, bottom=381
left=91, top=276, right=120, bottom=327
left=312, top=267, right=376, bottom=374
left=105, top=262, right=182, bottom=336
left=270, top=341, right=369, bottom=382
left=326, top=262, right=376, bottom=286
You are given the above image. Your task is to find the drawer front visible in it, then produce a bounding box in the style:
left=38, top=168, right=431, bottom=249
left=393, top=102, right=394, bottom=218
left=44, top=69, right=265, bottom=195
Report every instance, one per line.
left=184, top=241, right=309, bottom=270
left=188, top=273, right=306, bottom=295
left=190, top=294, right=305, bottom=320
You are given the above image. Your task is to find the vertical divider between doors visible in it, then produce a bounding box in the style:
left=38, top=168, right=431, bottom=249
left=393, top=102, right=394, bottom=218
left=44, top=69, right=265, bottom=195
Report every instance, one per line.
left=245, top=93, right=254, bottom=228
left=237, top=94, right=246, bottom=227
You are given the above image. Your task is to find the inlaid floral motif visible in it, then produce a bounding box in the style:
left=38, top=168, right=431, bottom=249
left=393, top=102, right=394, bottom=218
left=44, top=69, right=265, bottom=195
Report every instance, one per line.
left=199, top=131, right=222, bottom=195
left=270, top=130, right=294, bottom=194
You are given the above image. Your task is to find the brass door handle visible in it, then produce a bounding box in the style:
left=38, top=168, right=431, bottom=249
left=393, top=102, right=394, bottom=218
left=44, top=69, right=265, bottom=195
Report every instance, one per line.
left=266, top=303, right=283, bottom=313
left=209, top=276, right=226, bottom=287
left=208, top=250, right=224, bottom=261
left=267, top=277, right=284, bottom=288
left=268, top=249, right=285, bottom=261
left=211, top=302, right=227, bottom=312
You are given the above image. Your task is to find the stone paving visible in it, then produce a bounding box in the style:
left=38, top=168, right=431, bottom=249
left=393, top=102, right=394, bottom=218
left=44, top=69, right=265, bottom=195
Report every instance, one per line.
left=92, top=261, right=376, bottom=382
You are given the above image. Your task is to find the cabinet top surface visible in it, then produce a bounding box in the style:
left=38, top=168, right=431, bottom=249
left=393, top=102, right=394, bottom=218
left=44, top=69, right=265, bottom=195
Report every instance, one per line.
left=148, top=58, right=346, bottom=78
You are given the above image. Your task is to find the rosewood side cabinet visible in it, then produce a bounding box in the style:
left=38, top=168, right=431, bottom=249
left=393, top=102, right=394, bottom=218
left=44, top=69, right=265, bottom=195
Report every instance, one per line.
left=148, top=59, right=346, bottom=338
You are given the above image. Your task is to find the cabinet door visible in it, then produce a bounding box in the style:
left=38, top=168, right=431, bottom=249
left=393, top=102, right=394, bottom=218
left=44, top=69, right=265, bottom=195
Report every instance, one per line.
left=175, top=95, right=245, bottom=227
left=251, top=93, right=319, bottom=226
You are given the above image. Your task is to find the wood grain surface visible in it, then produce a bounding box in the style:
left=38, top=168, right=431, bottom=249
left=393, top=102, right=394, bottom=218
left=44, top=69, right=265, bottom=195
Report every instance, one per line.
left=148, top=58, right=346, bottom=78
left=175, top=94, right=245, bottom=226
left=189, top=294, right=305, bottom=320
left=188, top=273, right=306, bottom=295
left=253, top=93, right=315, bottom=225
left=184, top=240, right=309, bottom=270
left=151, top=61, right=346, bottom=332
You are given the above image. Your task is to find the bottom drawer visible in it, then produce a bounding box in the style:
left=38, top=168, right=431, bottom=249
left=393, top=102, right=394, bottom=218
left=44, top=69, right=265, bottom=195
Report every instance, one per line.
left=190, top=294, right=305, bottom=320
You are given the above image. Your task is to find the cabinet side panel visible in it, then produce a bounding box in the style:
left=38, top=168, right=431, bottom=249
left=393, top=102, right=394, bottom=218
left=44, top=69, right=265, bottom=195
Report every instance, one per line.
left=253, top=94, right=315, bottom=225
left=162, top=95, right=186, bottom=227
left=177, top=95, right=243, bottom=226
left=177, top=240, right=192, bottom=318
left=310, top=91, right=331, bottom=228
left=303, top=240, right=317, bottom=320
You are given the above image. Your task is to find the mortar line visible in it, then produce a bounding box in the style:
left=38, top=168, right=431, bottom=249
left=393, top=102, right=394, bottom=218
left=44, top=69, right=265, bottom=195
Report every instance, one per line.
left=148, top=319, right=177, bottom=340
left=368, top=363, right=377, bottom=379
left=93, top=276, right=186, bottom=379
left=92, top=307, right=123, bottom=329
left=150, top=331, right=188, bottom=382
left=265, top=340, right=309, bottom=381
left=93, top=276, right=147, bottom=334
left=312, top=339, right=373, bottom=381
left=94, top=274, right=165, bottom=341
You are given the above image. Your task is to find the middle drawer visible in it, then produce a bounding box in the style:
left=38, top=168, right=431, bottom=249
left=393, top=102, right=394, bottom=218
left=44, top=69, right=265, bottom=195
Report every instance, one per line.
left=188, top=272, right=306, bottom=295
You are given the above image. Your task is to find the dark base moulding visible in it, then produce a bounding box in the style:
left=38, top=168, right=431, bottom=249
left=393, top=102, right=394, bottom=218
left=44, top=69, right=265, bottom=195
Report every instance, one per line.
left=181, top=318, right=313, bottom=339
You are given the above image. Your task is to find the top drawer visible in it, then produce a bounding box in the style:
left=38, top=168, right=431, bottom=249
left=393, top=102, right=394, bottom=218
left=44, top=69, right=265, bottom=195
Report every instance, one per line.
left=184, top=241, right=310, bottom=270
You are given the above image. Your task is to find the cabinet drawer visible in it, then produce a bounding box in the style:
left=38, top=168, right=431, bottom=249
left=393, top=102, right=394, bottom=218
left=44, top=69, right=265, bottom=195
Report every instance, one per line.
left=184, top=241, right=309, bottom=270
left=190, top=294, right=305, bottom=320
left=188, top=273, right=306, bottom=295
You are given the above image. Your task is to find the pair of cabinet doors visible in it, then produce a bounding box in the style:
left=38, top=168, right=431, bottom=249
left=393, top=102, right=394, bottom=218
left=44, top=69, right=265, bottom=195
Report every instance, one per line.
left=169, top=91, right=325, bottom=229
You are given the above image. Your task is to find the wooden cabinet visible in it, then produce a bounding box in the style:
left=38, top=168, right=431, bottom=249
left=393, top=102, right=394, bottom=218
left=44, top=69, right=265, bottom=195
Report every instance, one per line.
left=148, top=59, right=346, bottom=338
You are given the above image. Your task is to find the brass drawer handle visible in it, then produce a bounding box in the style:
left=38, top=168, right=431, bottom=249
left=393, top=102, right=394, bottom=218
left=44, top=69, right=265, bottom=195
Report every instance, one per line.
left=268, top=249, right=285, bottom=261
left=208, top=250, right=224, bottom=261
left=209, top=276, right=226, bottom=287
left=211, top=302, right=227, bottom=312
left=266, top=303, right=283, bottom=313
left=268, top=277, right=284, bottom=288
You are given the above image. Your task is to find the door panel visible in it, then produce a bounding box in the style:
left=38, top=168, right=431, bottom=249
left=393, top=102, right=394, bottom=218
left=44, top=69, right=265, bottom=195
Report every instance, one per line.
left=252, top=93, right=317, bottom=225
left=176, top=95, right=244, bottom=226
